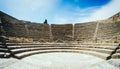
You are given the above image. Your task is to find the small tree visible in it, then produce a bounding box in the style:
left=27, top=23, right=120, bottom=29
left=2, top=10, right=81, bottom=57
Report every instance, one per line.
left=44, top=19, right=48, bottom=24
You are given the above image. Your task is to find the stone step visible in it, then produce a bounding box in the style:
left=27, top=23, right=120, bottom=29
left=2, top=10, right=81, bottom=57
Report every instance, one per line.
left=7, top=43, right=118, bottom=46
left=6, top=43, right=44, bottom=46
left=13, top=49, right=110, bottom=60
left=83, top=48, right=113, bottom=54
left=116, top=49, right=120, bottom=53
left=79, top=43, right=119, bottom=46
left=8, top=44, right=117, bottom=50
left=79, top=45, right=116, bottom=50
left=0, top=48, right=9, bottom=52
left=10, top=47, right=113, bottom=55
left=6, top=43, right=88, bottom=45
left=0, top=52, right=11, bottom=58
left=112, top=53, right=120, bottom=59
left=0, top=46, right=7, bottom=48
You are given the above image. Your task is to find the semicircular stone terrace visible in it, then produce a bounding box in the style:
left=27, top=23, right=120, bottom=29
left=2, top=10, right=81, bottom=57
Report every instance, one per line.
left=0, top=11, right=120, bottom=60
left=0, top=42, right=119, bottom=60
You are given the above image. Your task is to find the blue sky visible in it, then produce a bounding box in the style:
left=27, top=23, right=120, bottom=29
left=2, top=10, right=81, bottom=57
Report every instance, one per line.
left=0, top=0, right=120, bottom=24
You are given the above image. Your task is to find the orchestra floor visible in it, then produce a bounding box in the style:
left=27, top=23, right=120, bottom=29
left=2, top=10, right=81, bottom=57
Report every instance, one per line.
left=0, top=53, right=119, bottom=69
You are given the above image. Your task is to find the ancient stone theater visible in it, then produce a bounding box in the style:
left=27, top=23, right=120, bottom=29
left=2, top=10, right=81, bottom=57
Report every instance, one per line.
left=0, top=11, right=120, bottom=69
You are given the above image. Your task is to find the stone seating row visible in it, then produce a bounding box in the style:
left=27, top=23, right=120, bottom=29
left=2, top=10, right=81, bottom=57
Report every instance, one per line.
left=6, top=43, right=118, bottom=46
left=1, top=42, right=119, bottom=59
left=112, top=46, right=120, bottom=59
left=13, top=49, right=110, bottom=60
left=7, top=43, right=117, bottom=50
left=7, top=43, right=119, bottom=60
left=10, top=47, right=113, bottom=54
left=0, top=43, right=11, bottom=58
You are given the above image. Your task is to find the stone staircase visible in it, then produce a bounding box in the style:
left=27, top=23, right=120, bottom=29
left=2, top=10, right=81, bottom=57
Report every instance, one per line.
left=0, top=42, right=119, bottom=60
left=0, top=42, right=11, bottom=58
left=112, top=44, right=120, bottom=58
left=3, top=43, right=118, bottom=60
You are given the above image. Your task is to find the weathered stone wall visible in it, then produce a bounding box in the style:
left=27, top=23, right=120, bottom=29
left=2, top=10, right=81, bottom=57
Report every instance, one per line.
left=2, top=21, right=50, bottom=41
left=1, top=14, right=26, bottom=37
left=97, top=21, right=120, bottom=43
left=108, top=12, right=120, bottom=22
left=0, top=11, right=50, bottom=42
left=0, top=11, right=19, bottom=36
left=51, top=24, right=73, bottom=41
left=2, top=21, right=26, bottom=38
left=25, top=22, right=50, bottom=41
left=1, top=11, right=120, bottom=43
left=74, top=22, right=97, bottom=42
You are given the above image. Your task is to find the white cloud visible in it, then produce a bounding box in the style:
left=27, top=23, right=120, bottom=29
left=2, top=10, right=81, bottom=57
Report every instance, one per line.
left=51, top=6, right=100, bottom=24
left=6, top=0, right=59, bottom=12
left=2, top=0, right=120, bottom=24
left=4, top=0, right=60, bottom=22
left=52, top=0, right=120, bottom=24
left=77, top=0, right=120, bottom=23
